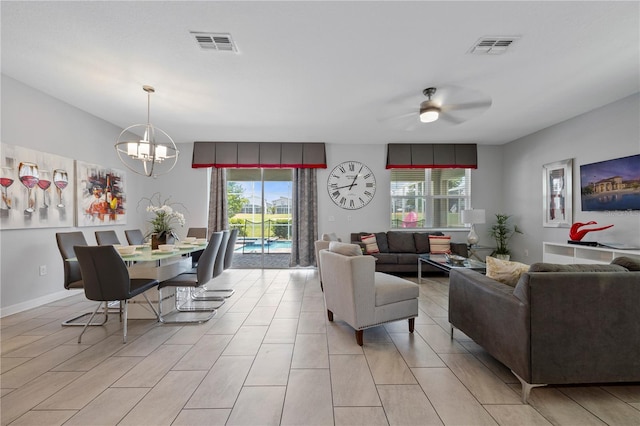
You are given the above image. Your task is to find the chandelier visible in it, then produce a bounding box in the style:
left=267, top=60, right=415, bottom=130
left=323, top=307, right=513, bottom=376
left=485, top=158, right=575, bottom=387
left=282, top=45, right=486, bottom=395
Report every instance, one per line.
left=115, top=85, right=179, bottom=177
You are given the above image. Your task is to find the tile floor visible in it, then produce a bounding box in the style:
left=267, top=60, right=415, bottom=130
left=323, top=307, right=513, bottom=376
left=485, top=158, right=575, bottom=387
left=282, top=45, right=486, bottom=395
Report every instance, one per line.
left=1, top=269, right=640, bottom=425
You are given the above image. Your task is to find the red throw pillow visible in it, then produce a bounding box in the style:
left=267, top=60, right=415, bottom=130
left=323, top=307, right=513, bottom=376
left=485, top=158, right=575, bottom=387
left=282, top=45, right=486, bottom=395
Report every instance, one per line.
left=429, top=235, right=451, bottom=254
left=361, top=234, right=380, bottom=254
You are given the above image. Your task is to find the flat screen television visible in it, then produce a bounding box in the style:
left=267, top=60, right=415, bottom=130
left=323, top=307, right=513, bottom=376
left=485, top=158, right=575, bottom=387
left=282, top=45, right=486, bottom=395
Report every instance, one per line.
left=580, top=154, right=640, bottom=211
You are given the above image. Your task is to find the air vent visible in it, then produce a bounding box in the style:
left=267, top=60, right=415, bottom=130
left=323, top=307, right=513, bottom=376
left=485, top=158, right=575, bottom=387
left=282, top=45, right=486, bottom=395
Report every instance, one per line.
left=191, top=32, right=237, bottom=52
left=468, top=36, right=520, bottom=55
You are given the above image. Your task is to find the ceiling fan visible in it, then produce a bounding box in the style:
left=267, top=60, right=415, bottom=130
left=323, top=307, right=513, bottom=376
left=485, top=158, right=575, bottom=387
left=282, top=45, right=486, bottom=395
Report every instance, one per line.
left=381, top=85, right=492, bottom=130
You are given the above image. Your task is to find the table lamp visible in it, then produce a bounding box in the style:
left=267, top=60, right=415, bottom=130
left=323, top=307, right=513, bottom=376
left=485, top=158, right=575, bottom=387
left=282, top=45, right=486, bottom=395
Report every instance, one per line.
left=461, top=209, right=486, bottom=246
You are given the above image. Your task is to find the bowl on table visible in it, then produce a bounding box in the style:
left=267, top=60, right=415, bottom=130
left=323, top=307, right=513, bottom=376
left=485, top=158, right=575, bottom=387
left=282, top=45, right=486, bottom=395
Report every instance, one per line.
left=444, top=253, right=466, bottom=266
left=183, top=237, right=197, bottom=244
left=115, top=245, right=136, bottom=256
left=158, top=244, right=176, bottom=252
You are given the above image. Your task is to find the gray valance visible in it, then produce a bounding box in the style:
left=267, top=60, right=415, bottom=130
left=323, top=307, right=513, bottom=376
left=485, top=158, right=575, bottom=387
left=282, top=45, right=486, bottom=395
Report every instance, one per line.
left=386, top=143, right=477, bottom=169
left=192, top=142, right=327, bottom=169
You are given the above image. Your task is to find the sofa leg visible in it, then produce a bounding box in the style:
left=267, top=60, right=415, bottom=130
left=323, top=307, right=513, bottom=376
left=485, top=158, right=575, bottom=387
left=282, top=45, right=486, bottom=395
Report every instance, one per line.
left=511, top=370, right=547, bottom=404
left=327, top=309, right=334, bottom=321
left=450, top=325, right=454, bottom=339
left=408, top=318, right=415, bottom=333
left=355, top=329, right=363, bottom=346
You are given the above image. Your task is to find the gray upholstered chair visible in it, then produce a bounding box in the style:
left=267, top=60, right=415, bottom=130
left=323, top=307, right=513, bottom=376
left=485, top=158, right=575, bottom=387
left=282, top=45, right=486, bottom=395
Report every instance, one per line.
left=56, top=231, right=108, bottom=327
left=191, top=229, right=235, bottom=301
left=314, top=233, right=342, bottom=291
left=187, top=227, right=207, bottom=267
left=124, top=229, right=145, bottom=245
left=95, top=230, right=121, bottom=246
left=74, top=245, right=159, bottom=343
left=157, top=231, right=223, bottom=324
left=223, top=228, right=239, bottom=270
left=319, top=241, right=419, bottom=346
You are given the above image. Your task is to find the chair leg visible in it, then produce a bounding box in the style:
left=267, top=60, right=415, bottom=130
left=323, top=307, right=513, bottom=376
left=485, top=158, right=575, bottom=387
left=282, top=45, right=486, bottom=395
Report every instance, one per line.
left=177, top=287, right=224, bottom=311
left=157, top=287, right=217, bottom=324
left=77, top=301, right=105, bottom=343
left=62, top=302, right=112, bottom=327
left=408, top=317, right=415, bottom=333
left=122, top=300, right=128, bottom=344
left=355, top=329, right=364, bottom=346
left=191, top=287, right=235, bottom=301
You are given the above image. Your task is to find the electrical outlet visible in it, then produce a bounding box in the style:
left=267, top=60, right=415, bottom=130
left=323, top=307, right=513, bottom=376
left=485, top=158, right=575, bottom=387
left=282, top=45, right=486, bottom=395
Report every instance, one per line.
left=328, top=215, right=335, bottom=222
left=524, top=249, right=529, bottom=257
left=39, top=265, right=47, bottom=276
left=347, top=215, right=352, bottom=221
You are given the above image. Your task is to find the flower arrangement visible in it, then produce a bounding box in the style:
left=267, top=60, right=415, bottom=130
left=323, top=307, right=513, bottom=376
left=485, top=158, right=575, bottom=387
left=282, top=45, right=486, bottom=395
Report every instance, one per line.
left=139, top=193, right=186, bottom=240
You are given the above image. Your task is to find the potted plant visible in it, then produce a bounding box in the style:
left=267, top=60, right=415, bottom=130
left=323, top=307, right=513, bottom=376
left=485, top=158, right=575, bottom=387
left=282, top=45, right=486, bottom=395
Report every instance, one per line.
left=489, top=213, right=523, bottom=260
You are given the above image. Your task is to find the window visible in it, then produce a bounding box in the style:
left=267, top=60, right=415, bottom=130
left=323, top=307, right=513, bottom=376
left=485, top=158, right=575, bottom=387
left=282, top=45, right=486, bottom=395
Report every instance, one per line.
left=390, top=169, right=471, bottom=229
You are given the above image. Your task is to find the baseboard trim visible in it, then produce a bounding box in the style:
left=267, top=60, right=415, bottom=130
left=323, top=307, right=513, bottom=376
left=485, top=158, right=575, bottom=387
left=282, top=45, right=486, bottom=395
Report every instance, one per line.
left=0, top=289, right=83, bottom=318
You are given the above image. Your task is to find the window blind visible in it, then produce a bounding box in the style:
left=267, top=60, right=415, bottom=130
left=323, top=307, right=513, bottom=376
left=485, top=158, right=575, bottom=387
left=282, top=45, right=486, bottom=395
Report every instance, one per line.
left=192, top=142, right=327, bottom=169
left=386, top=143, right=477, bottom=169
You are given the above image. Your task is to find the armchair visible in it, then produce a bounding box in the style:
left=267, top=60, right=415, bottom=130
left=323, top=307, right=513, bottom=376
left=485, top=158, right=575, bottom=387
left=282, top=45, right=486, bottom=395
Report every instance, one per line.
left=319, top=242, right=419, bottom=346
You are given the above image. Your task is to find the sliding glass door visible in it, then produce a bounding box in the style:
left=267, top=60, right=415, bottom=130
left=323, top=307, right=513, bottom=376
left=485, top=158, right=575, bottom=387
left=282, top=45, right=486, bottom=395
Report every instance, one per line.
left=227, top=169, right=293, bottom=268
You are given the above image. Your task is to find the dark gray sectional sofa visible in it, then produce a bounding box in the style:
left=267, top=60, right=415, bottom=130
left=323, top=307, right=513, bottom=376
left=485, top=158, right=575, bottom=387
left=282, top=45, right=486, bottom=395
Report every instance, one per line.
left=350, top=231, right=468, bottom=274
left=449, top=257, right=640, bottom=403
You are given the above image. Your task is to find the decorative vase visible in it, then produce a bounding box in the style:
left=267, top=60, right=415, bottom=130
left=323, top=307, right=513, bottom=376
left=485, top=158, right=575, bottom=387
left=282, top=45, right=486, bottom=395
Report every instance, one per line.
left=151, top=233, right=175, bottom=249
left=495, top=254, right=510, bottom=261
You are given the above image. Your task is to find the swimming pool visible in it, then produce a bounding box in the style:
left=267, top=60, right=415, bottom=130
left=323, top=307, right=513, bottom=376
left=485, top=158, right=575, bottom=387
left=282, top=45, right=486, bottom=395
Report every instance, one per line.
left=234, top=239, right=292, bottom=252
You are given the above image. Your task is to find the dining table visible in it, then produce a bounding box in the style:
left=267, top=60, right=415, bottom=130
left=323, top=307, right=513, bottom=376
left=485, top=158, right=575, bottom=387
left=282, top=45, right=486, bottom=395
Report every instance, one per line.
left=124, top=243, right=207, bottom=319
left=69, top=242, right=207, bottom=319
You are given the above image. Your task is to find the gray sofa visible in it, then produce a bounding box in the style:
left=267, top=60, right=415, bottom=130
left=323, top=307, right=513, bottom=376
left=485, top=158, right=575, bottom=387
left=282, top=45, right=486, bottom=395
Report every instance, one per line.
left=350, top=231, right=468, bottom=274
left=448, top=257, right=640, bottom=403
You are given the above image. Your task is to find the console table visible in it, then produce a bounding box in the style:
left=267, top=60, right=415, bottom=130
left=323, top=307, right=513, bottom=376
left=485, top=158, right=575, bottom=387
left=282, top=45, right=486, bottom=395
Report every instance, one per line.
left=542, top=242, right=640, bottom=264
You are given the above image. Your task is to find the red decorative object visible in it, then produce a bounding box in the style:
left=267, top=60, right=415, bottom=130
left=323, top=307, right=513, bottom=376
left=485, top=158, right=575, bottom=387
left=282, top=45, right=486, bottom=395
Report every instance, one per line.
left=569, top=221, right=614, bottom=241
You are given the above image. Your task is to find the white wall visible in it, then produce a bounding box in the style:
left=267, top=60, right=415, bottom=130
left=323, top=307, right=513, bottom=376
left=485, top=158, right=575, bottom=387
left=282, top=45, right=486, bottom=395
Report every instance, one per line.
left=317, top=143, right=504, bottom=245
left=503, top=93, right=640, bottom=263
left=0, top=75, right=201, bottom=314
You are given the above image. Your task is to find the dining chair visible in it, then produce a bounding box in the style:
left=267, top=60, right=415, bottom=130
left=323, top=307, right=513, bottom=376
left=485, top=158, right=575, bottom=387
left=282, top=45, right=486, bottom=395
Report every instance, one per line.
left=124, top=229, right=145, bottom=245
left=157, top=231, right=224, bottom=324
left=56, top=231, right=109, bottom=327
left=187, top=227, right=207, bottom=238
left=223, top=228, right=239, bottom=270
left=191, top=229, right=235, bottom=301
left=187, top=227, right=207, bottom=267
left=95, top=230, right=121, bottom=246
left=74, top=245, right=159, bottom=343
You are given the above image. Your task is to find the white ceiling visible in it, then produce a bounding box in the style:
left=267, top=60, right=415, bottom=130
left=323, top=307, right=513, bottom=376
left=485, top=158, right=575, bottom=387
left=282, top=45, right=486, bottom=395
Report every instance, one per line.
left=2, top=1, right=639, bottom=146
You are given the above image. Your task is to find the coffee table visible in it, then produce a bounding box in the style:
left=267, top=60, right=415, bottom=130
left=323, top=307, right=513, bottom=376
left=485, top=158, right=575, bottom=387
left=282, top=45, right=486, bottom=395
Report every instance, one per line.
left=417, top=253, right=486, bottom=283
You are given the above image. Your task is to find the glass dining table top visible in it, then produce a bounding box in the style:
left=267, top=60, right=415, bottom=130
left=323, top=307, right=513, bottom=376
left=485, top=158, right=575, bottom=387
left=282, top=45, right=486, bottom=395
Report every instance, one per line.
left=67, top=243, right=206, bottom=262
left=120, top=243, right=206, bottom=262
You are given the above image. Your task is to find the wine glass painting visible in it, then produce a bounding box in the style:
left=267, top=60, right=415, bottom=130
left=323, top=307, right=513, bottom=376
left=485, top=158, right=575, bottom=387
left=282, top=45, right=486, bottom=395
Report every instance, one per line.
left=0, top=142, right=74, bottom=229
left=53, top=169, right=69, bottom=208
left=0, top=166, right=14, bottom=211
left=18, top=162, right=39, bottom=213
left=38, top=169, right=51, bottom=207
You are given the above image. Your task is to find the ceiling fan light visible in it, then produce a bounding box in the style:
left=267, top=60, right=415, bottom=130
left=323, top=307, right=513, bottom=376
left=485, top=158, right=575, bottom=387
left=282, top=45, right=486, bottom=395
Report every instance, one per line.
left=420, top=107, right=440, bottom=123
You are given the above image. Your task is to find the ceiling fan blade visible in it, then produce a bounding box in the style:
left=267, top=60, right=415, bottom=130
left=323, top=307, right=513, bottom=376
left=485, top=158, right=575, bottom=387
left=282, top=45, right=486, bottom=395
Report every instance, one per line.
left=438, top=112, right=464, bottom=125
left=378, top=111, right=420, bottom=131
left=442, top=100, right=492, bottom=112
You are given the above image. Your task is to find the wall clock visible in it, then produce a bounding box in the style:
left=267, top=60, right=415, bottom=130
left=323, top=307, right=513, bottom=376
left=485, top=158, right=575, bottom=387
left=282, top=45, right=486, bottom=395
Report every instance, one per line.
left=327, top=161, right=376, bottom=210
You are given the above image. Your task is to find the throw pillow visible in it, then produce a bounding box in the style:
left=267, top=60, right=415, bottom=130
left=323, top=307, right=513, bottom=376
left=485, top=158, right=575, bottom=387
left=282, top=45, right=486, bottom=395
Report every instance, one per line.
left=486, top=256, right=530, bottom=286
left=429, top=235, right=451, bottom=254
left=611, top=256, right=640, bottom=271
left=361, top=234, right=380, bottom=254
left=328, top=241, right=363, bottom=257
